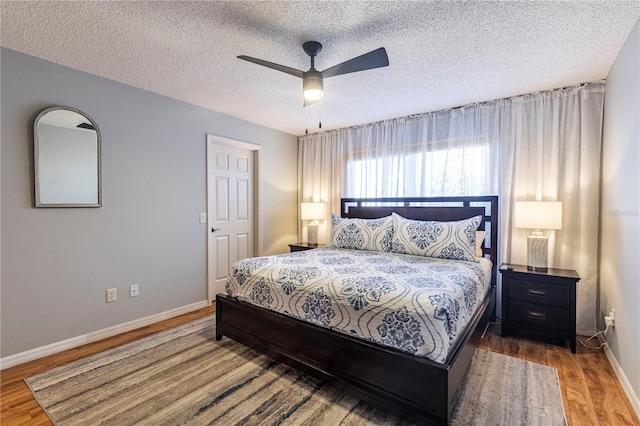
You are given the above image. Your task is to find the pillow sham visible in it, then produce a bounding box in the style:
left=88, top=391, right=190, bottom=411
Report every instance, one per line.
left=390, top=212, right=482, bottom=262
left=476, top=230, right=487, bottom=258
left=329, top=214, right=393, bottom=252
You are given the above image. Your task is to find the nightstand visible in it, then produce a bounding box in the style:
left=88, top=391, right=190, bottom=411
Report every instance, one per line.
left=500, top=264, right=580, bottom=353
left=289, top=242, right=326, bottom=252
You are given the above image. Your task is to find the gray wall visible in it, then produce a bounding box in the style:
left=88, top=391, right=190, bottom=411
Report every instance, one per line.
left=1, top=48, right=299, bottom=358
left=601, top=21, right=640, bottom=404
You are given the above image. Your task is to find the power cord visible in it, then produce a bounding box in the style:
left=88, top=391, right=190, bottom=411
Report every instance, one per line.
left=579, top=326, right=615, bottom=351
left=483, top=319, right=613, bottom=351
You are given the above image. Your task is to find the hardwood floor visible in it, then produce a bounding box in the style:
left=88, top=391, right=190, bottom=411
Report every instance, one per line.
left=1, top=305, right=216, bottom=426
left=1, top=306, right=638, bottom=425
left=479, top=323, right=639, bottom=426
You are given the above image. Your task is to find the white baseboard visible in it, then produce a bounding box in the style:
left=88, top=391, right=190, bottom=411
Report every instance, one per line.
left=0, top=300, right=209, bottom=371
left=600, top=340, right=640, bottom=419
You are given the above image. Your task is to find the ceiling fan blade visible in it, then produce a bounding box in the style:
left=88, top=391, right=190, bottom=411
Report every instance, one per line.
left=320, top=47, right=389, bottom=78
left=237, top=55, right=304, bottom=78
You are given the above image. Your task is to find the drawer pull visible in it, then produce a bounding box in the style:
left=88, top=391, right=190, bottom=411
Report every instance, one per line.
left=527, top=311, right=547, bottom=320
left=527, top=289, right=547, bottom=297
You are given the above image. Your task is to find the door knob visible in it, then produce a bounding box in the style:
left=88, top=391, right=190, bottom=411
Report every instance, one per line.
left=211, top=227, right=221, bottom=233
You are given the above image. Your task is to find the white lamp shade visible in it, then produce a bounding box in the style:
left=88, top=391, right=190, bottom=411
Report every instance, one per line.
left=514, top=201, right=563, bottom=230
left=301, top=202, right=325, bottom=221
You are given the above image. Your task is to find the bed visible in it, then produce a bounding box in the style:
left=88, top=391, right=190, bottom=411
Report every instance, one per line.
left=216, top=196, right=498, bottom=425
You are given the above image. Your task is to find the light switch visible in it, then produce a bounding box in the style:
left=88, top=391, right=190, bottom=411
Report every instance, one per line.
left=199, top=213, right=207, bottom=224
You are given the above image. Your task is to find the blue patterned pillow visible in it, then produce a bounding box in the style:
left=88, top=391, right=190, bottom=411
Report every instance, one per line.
left=390, top=212, right=482, bottom=262
left=329, top=214, right=394, bottom=252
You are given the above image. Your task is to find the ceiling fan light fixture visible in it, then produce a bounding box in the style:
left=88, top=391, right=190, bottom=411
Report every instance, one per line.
left=303, top=74, right=323, bottom=101
left=304, top=88, right=323, bottom=101
left=238, top=41, right=389, bottom=108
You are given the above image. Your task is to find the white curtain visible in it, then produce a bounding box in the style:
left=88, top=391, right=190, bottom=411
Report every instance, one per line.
left=298, top=82, right=604, bottom=335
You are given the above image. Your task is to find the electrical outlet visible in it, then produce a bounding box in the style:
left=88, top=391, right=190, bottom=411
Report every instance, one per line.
left=106, top=288, right=117, bottom=303
left=604, top=308, right=615, bottom=327
left=130, top=284, right=139, bottom=297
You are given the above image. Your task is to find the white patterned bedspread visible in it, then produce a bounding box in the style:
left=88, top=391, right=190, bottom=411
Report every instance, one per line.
left=225, top=247, right=493, bottom=363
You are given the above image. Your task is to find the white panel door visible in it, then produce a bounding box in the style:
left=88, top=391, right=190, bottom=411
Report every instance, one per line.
left=207, top=142, right=254, bottom=300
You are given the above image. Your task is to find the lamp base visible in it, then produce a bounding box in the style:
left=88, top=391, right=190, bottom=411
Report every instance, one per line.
left=527, top=235, right=548, bottom=271
left=527, top=266, right=548, bottom=272
left=308, top=223, right=318, bottom=246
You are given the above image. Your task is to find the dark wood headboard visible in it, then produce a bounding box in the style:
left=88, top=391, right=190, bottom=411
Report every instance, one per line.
left=341, top=196, right=499, bottom=288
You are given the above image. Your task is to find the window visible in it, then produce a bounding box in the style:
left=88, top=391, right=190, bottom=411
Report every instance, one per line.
left=345, top=144, right=487, bottom=198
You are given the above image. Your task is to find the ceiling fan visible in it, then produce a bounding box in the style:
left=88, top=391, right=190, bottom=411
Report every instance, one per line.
left=238, top=41, right=389, bottom=106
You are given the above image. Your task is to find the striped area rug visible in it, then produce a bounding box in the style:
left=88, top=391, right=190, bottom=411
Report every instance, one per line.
left=26, top=317, right=566, bottom=425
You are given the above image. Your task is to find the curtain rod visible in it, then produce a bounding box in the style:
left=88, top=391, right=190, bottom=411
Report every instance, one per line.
left=299, top=80, right=605, bottom=139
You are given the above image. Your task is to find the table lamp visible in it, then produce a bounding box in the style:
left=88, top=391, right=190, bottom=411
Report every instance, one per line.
left=514, top=201, right=562, bottom=271
left=301, top=202, right=325, bottom=246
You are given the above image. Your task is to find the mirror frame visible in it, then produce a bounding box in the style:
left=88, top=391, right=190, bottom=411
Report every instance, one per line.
left=34, top=106, right=102, bottom=208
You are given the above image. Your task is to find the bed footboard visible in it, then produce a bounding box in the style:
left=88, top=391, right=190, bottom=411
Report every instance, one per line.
left=216, top=286, right=495, bottom=426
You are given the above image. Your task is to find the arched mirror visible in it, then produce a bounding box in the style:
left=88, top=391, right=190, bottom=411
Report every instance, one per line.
left=34, top=107, right=101, bottom=207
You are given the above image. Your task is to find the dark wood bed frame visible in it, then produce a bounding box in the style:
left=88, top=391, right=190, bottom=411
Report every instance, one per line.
left=216, top=196, right=498, bottom=425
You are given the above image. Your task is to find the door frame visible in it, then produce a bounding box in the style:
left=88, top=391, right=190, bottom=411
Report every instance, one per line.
left=206, top=134, right=262, bottom=305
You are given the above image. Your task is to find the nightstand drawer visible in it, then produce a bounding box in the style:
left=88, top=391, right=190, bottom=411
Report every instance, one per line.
left=508, top=280, right=569, bottom=309
left=508, top=301, right=570, bottom=331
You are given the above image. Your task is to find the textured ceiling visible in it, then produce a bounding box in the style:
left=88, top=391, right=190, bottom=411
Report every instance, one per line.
left=2, top=1, right=639, bottom=136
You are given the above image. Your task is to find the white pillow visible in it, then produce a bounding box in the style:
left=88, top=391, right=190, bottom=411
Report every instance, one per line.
left=476, top=230, right=487, bottom=258
left=329, top=214, right=393, bottom=252
left=390, top=212, right=482, bottom=262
